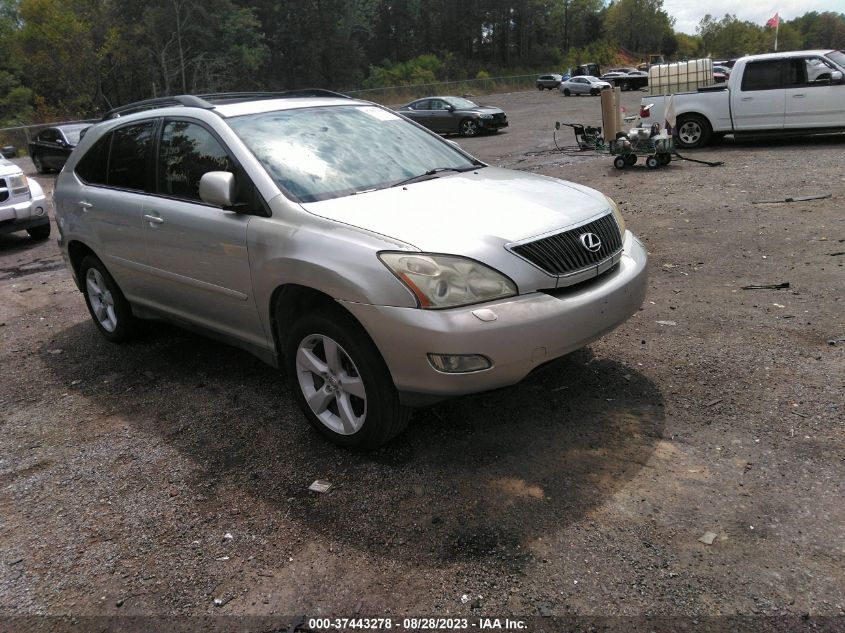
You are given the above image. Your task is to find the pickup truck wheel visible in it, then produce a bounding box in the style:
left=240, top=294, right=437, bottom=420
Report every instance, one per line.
left=26, top=222, right=51, bottom=240
left=285, top=309, right=411, bottom=449
left=79, top=255, right=139, bottom=342
left=676, top=114, right=712, bottom=149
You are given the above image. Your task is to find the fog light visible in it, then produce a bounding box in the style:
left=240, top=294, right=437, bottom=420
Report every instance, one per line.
left=34, top=206, right=44, bottom=216
left=428, top=353, right=491, bottom=373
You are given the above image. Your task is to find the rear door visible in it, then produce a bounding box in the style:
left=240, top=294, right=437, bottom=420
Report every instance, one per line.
left=139, top=118, right=263, bottom=344
left=72, top=121, right=155, bottom=300
left=732, top=59, right=786, bottom=131
left=784, top=56, right=845, bottom=128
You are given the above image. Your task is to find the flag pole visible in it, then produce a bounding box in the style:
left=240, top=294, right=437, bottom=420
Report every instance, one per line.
left=774, top=18, right=779, bottom=51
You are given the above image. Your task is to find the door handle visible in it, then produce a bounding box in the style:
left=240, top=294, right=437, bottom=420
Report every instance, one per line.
left=143, top=213, right=165, bottom=225
left=79, top=201, right=93, bottom=211
left=740, top=97, right=753, bottom=101
left=792, top=94, right=806, bottom=98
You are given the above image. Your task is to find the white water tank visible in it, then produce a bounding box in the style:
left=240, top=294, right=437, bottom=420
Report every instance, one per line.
left=648, top=59, right=714, bottom=95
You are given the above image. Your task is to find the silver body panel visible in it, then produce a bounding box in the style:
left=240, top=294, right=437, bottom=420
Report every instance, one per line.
left=54, top=98, right=647, bottom=400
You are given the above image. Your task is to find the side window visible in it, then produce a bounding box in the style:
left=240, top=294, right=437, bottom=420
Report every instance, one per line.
left=805, top=57, right=835, bottom=84
left=108, top=121, right=155, bottom=191
left=412, top=100, right=429, bottom=110
left=157, top=120, right=233, bottom=202
left=75, top=133, right=111, bottom=185
left=741, top=61, right=784, bottom=91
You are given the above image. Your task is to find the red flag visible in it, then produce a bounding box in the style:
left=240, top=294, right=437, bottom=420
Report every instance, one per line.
left=766, top=12, right=780, bottom=28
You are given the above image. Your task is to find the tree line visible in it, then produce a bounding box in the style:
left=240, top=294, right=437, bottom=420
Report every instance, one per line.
left=0, top=0, right=843, bottom=125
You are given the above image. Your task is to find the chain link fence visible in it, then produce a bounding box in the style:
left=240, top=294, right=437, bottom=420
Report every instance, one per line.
left=346, top=73, right=539, bottom=105
left=0, top=74, right=541, bottom=155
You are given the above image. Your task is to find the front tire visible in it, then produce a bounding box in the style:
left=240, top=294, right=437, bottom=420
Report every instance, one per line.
left=284, top=309, right=411, bottom=449
left=32, top=153, right=47, bottom=174
left=26, top=223, right=51, bottom=240
left=79, top=255, right=139, bottom=342
left=676, top=114, right=712, bottom=149
left=459, top=118, right=479, bottom=137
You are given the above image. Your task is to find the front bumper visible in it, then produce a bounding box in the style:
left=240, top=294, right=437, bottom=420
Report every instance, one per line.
left=479, top=118, right=508, bottom=130
left=0, top=192, right=49, bottom=235
left=343, top=231, right=648, bottom=402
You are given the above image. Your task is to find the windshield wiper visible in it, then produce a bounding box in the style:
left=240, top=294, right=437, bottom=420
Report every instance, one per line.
left=389, top=165, right=481, bottom=189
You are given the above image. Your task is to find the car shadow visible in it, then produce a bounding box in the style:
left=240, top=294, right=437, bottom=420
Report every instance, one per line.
left=43, top=320, right=664, bottom=570
left=697, top=132, right=845, bottom=152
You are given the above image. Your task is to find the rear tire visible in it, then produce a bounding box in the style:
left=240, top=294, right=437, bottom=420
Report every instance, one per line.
left=284, top=308, right=411, bottom=449
left=79, top=255, right=139, bottom=342
left=563, top=89, right=571, bottom=96
left=26, top=223, right=51, bottom=240
left=676, top=114, right=712, bottom=149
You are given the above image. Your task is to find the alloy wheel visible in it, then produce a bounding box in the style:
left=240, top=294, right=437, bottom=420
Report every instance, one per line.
left=86, top=268, right=118, bottom=332
left=295, top=334, right=367, bottom=435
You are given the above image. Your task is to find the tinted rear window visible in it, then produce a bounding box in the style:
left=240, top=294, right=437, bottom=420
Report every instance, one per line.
left=108, top=122, right=155, bottom=191
left=741, top=60, right=783, bottom=91
left=75, top=135, right=110, bottom=185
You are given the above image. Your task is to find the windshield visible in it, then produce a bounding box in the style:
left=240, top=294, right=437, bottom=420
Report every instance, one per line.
left=826, top=51, right=845, bottom=69
left=444, top=97, right=478, bottom=109
left=63, top=126, right=88, bottom=143
left=229, top=105, right=475, bottom=203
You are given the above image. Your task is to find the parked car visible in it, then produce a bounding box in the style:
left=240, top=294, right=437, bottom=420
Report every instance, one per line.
left=396, top=96, right=508, bottom=136
left=600, top=69, right=649, bottom=91
left=54, top=91, right=647, bottom=449
left=560, top=76, right=611, bottom=96
left=536, top=74, right=563, bottom=90
left=28, top=123, right=90, bottom=173
left=640, top=50, right=845, bottom=148
left=712, top=65, right=731, bottom=77
left=0, top=156, right=49, bottom=240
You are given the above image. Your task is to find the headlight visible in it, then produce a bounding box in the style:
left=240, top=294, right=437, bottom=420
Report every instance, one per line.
left=479, top=114, right=494, bottom=119
left=8, top=174, right=31, bottom=198
left=379, top=252, right=517, bottom=309
left=605, top=195, right=626, bottom=237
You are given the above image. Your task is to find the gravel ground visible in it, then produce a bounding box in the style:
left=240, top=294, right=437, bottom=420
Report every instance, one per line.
left=1, top=89, right=843, bottom=632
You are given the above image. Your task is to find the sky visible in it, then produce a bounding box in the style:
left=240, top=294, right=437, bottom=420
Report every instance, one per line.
left=663, top=0, right=845, bottom=34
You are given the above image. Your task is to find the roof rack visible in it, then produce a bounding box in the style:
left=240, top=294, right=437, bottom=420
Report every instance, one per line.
left=101, top=90, right=351, bottom=121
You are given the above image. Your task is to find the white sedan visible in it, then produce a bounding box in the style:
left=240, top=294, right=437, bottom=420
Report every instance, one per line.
left=560, top=76, right=611, bottom=96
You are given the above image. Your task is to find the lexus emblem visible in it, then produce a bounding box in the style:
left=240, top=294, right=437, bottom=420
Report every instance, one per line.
left=579, top=232, right=602, bottom=253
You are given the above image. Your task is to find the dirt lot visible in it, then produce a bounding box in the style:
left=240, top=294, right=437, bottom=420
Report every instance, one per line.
left=1, top=90, right=843, bottom=631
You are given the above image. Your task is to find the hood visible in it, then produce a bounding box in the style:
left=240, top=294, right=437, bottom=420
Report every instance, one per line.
left=0, top=159, right=23, bottom=178
left=460, top=105, right=504, bottom=115
left=300, top=167, right=610, bottom=256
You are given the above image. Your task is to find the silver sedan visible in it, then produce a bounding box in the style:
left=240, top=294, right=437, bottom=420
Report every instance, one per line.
left=560, top=76, right=611, bottom=96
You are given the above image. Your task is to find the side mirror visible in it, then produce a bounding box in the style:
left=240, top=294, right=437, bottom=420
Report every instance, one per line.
left=831, top=70, right=843, bottom=84
left=199, top=171, right=235, bottom=208
left=447, top=105, right=456, bottom=112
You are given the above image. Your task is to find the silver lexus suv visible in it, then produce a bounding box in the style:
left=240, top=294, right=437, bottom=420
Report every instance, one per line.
left=54, top=91, right=648, bottom=448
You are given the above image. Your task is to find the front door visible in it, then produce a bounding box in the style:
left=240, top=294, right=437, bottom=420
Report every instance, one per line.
left=140, top=119, right=264, bottom=346
left=784, top=56, right=845, bottom=128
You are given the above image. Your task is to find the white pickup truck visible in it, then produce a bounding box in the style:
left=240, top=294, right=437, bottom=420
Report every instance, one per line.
left=640, top=50, right=845, bottom=148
